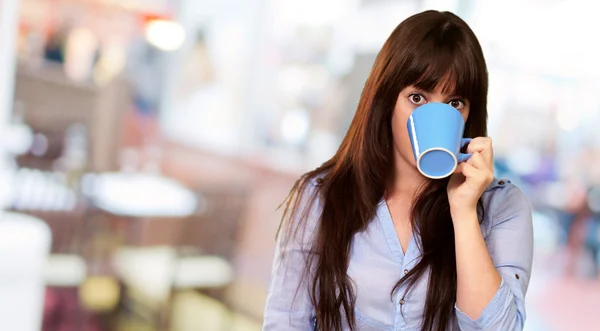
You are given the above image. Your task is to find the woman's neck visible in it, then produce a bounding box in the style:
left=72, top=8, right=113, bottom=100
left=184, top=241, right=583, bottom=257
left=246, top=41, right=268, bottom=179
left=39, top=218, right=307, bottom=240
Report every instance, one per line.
left=386, top=159, right=427, bottom=200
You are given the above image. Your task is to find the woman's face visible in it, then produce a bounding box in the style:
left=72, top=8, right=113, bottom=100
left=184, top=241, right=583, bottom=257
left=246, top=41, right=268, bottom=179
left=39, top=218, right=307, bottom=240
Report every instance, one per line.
left=391, top=84, right=471, bottom=172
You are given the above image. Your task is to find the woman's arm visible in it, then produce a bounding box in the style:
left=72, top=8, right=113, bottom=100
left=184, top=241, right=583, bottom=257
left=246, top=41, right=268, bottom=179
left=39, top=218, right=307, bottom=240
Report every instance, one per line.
left=262, top=182, right=319, bottom=331
left=448, top=137, right=533, bottom=330
left=452, top=184, right=533, bottom=331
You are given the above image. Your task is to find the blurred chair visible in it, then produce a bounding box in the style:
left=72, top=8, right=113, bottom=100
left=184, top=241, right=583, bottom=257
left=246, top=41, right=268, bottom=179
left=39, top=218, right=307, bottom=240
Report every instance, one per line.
left=86, top=172, right=196, bottom=330
left=112, top=245, right=177, bottom=329
left=44, top=254, right=87, bottom=287
left=168, top=184, right=250, bottom=330
left=172, top=255, right=233, bottom=290
left=0, top=212, right=51, bottom=331
left=177, top=184, right=249, bottom=263
left=169, top=290, right=261, bottom=331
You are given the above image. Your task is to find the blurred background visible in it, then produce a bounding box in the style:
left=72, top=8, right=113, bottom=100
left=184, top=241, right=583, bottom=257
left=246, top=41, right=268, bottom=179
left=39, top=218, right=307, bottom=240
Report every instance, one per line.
left=0, top=0, right=598, bottom=330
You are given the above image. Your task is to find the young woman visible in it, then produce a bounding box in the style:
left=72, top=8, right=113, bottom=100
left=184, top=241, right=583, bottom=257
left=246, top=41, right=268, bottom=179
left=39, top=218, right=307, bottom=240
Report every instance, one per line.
left=263, top=10, right=533, bottom=331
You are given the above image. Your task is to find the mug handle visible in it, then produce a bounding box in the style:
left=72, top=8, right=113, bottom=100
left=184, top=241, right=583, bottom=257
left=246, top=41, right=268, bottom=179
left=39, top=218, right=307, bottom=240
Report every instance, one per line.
left=457, top=138, right=472, bottom=163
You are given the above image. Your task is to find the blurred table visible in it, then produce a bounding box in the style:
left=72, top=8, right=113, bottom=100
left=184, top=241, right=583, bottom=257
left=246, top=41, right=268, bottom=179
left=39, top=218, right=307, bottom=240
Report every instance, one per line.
left=85, top=172, right=199, bottom=330
left=86, top=172, right=198, bottom=246
left=92, top=173, right=196, bottom=217
left=90, top=172, right=197, bottom=218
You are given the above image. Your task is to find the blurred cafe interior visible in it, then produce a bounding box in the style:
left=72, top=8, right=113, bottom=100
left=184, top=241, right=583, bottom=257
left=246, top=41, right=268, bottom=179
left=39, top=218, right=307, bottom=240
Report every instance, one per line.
left=0, top=0, right=599, bottom=330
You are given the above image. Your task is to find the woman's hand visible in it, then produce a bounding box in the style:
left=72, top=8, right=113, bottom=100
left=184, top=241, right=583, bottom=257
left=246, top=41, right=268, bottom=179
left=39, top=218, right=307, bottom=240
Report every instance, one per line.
left=447, top=137, right=494, bottom=217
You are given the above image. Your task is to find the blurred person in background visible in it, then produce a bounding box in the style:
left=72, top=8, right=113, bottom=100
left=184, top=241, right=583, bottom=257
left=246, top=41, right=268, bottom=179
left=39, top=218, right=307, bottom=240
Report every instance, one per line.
left=584, top=185, right=600, bottom=278
left=44, top=24, right=69, bottom=64
left=263, top=10, right=533, bottom=331
left=124, top=16, right=169, bottom=159
left=575, top=146, right=600, bottom=278
left=558, top=175, right=589, bottom=277
left=166, top=30, right=237, bottom=150
left=555, top=145, right=600, bottom=278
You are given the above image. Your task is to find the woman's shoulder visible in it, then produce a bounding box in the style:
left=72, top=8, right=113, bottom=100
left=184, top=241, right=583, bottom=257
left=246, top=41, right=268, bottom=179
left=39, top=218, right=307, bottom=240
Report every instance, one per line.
left=296, top=175, right=325, bottom=207
left=483, top=177, right=520, bottom=193
left=279, top=174, right=325, bottom=239
left=481, top=178, right=532, bottom=229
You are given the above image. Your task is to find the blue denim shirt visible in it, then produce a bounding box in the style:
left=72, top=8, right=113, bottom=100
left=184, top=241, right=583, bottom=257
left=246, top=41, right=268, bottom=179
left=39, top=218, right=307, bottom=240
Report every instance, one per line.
left=263, top=178, right=533, bottom=331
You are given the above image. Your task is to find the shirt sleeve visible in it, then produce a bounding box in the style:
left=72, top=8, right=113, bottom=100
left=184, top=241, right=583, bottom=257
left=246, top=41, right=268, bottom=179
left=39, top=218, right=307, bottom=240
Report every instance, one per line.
left=262, top=180, right=320, bottom=331
left=455, top=182, right=534, bottom=331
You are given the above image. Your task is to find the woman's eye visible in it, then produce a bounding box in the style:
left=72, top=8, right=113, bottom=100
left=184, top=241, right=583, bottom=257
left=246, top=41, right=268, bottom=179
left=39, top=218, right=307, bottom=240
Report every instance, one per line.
left=409, top=93, right=426, bottom=105
left=448, top=99, right=465, bottom=109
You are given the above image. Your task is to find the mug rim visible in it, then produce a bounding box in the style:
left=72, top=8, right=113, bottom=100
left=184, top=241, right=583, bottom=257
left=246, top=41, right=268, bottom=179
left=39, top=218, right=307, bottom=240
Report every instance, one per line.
left=416, top=147, right=457, bottom=179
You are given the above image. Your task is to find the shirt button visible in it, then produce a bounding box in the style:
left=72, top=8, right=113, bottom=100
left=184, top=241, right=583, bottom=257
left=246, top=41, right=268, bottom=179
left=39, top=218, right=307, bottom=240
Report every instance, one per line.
left=404, top=269, right=409, bottom=275
left=400, top=298, right=405, bottom=305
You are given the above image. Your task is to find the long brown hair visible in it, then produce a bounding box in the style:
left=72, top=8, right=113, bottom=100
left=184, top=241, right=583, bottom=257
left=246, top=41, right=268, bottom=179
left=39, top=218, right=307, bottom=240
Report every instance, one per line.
left=279, top=10, right=488, bottom=331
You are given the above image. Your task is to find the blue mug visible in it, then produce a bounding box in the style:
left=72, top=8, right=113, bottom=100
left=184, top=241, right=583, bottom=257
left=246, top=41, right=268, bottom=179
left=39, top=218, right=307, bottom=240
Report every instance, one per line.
left=407, top=102, right=471, bottom=179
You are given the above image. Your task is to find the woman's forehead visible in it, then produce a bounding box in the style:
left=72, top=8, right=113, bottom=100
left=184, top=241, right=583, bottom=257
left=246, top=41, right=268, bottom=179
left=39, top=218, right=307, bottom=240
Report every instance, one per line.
left=412, top=73, right=462, bottom=97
